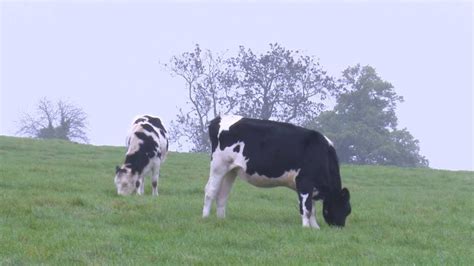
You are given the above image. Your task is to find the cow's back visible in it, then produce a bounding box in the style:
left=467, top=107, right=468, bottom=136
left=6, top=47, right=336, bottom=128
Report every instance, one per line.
left=211, top=116, right=330, bottom=180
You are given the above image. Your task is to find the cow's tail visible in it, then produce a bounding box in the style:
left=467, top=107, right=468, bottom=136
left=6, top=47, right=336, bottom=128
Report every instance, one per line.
left=208, top=116, right=221, bottom=154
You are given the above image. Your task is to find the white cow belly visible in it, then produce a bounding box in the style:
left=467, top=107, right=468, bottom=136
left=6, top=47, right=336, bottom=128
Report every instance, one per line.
left=237, top=169, right=299, bottom=190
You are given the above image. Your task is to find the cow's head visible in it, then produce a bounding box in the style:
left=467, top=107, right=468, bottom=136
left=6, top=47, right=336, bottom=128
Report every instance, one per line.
left=114, top=165, right=137, bottom=195
left=322, top=187, right=351, bottom=227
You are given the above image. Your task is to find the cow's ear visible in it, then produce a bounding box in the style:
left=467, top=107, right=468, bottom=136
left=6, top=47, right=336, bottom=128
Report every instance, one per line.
left=341, top=188, right=350, bottom=201
left=115, top=166, right=121, bottom=174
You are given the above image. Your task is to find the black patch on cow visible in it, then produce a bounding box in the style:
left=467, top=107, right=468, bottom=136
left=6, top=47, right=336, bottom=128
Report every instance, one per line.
left=144, top=115, right=167, bottom=133
left=141, top=123, right=160, bottom=139
left=138, top=118, right=167, bottom=160
left=215, top=117, right=329, bottom=182
left=152, top=181, right=157, bottom=188
left=233, top=145, right=240, bottom=153
left=136, top=180, right=140, bottom=188
left=209, top=116, right=221, bottom=154
left=134, top=118, right=146, bottom=124
left=116, top=166, right=127, bottom=174
left=124, top=131, right=159, bottom=174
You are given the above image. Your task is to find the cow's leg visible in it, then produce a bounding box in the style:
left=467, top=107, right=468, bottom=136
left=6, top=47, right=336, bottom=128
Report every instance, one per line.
left=151, top=164, right=160, bottom=196
left=296, top=177, right=315, bottom=228
left=309, top=204, right=320, bottom=229
left=298, top=192, right=313, bottom=227
left=136, top=175, right=145, bottom=195
left=140, top=176, right=145, bottom=195
left=216, top=170, right=237, bottom=218
left=203, top=160, right=229, bottom=218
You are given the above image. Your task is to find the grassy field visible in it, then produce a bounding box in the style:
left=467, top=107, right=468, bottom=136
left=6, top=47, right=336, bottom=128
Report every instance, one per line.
left=0, top=136, right=473, bottom=265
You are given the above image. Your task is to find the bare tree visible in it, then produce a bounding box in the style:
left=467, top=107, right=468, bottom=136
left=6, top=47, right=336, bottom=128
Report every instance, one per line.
left=165, top=44, right=238, bottom=152
left=17, top=98, right=89, bottom=143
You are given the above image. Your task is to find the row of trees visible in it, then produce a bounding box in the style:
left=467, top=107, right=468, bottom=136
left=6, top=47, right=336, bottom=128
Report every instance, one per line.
left=17, top=43, right=428, bottom=167
left=166, top=44, right=428, bottom=167
left=166, top=44, right=337, bottom=152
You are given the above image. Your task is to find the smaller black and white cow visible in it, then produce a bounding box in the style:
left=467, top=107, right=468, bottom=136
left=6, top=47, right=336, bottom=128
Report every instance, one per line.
left=114, top=115, right=168, bottom=196
left=202, top=115, right=351, bottom=228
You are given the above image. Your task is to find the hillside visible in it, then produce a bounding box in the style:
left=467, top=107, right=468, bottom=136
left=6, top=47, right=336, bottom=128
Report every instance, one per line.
left=0, top=136, right=472, bottom=264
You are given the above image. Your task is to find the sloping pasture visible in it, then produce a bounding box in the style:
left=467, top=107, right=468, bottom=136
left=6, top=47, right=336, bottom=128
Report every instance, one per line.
left=0, top=136, right=472, bottom=264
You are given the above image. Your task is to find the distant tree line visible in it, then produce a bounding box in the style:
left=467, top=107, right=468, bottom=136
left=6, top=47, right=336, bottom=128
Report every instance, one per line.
left=166, top=43, right=428, bottom=168
left=15, top=44, right=428, bottom=168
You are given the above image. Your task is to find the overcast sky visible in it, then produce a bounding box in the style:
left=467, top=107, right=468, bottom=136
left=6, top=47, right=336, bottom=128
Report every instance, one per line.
left=1, top=1, right=472, bottom=171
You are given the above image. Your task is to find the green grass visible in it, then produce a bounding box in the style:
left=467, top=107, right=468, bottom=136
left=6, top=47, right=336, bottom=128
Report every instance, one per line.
left=0, top=136, right=472, bottom=265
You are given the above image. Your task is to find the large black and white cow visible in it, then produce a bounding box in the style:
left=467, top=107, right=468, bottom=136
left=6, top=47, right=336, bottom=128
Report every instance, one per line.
left=202, top=115, right=351, bottom=228
left=114, top=115, right=168, bottom=196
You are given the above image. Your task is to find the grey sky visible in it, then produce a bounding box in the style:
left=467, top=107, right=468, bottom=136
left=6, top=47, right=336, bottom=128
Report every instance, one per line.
left=1, top=1, right=472, bottom=171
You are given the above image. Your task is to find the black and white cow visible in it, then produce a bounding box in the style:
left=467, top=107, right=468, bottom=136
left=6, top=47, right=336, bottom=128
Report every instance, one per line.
left=114, top=115, right=168, bottom=196
left=202, top=115, right=351, bottom=228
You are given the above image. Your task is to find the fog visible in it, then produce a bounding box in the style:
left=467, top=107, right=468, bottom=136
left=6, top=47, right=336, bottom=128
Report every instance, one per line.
left=0, top=2, right=472, bottom=170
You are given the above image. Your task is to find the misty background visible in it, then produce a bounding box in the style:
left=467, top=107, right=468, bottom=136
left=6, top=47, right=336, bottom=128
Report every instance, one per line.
left=0, top=2, right=472, bottom=171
